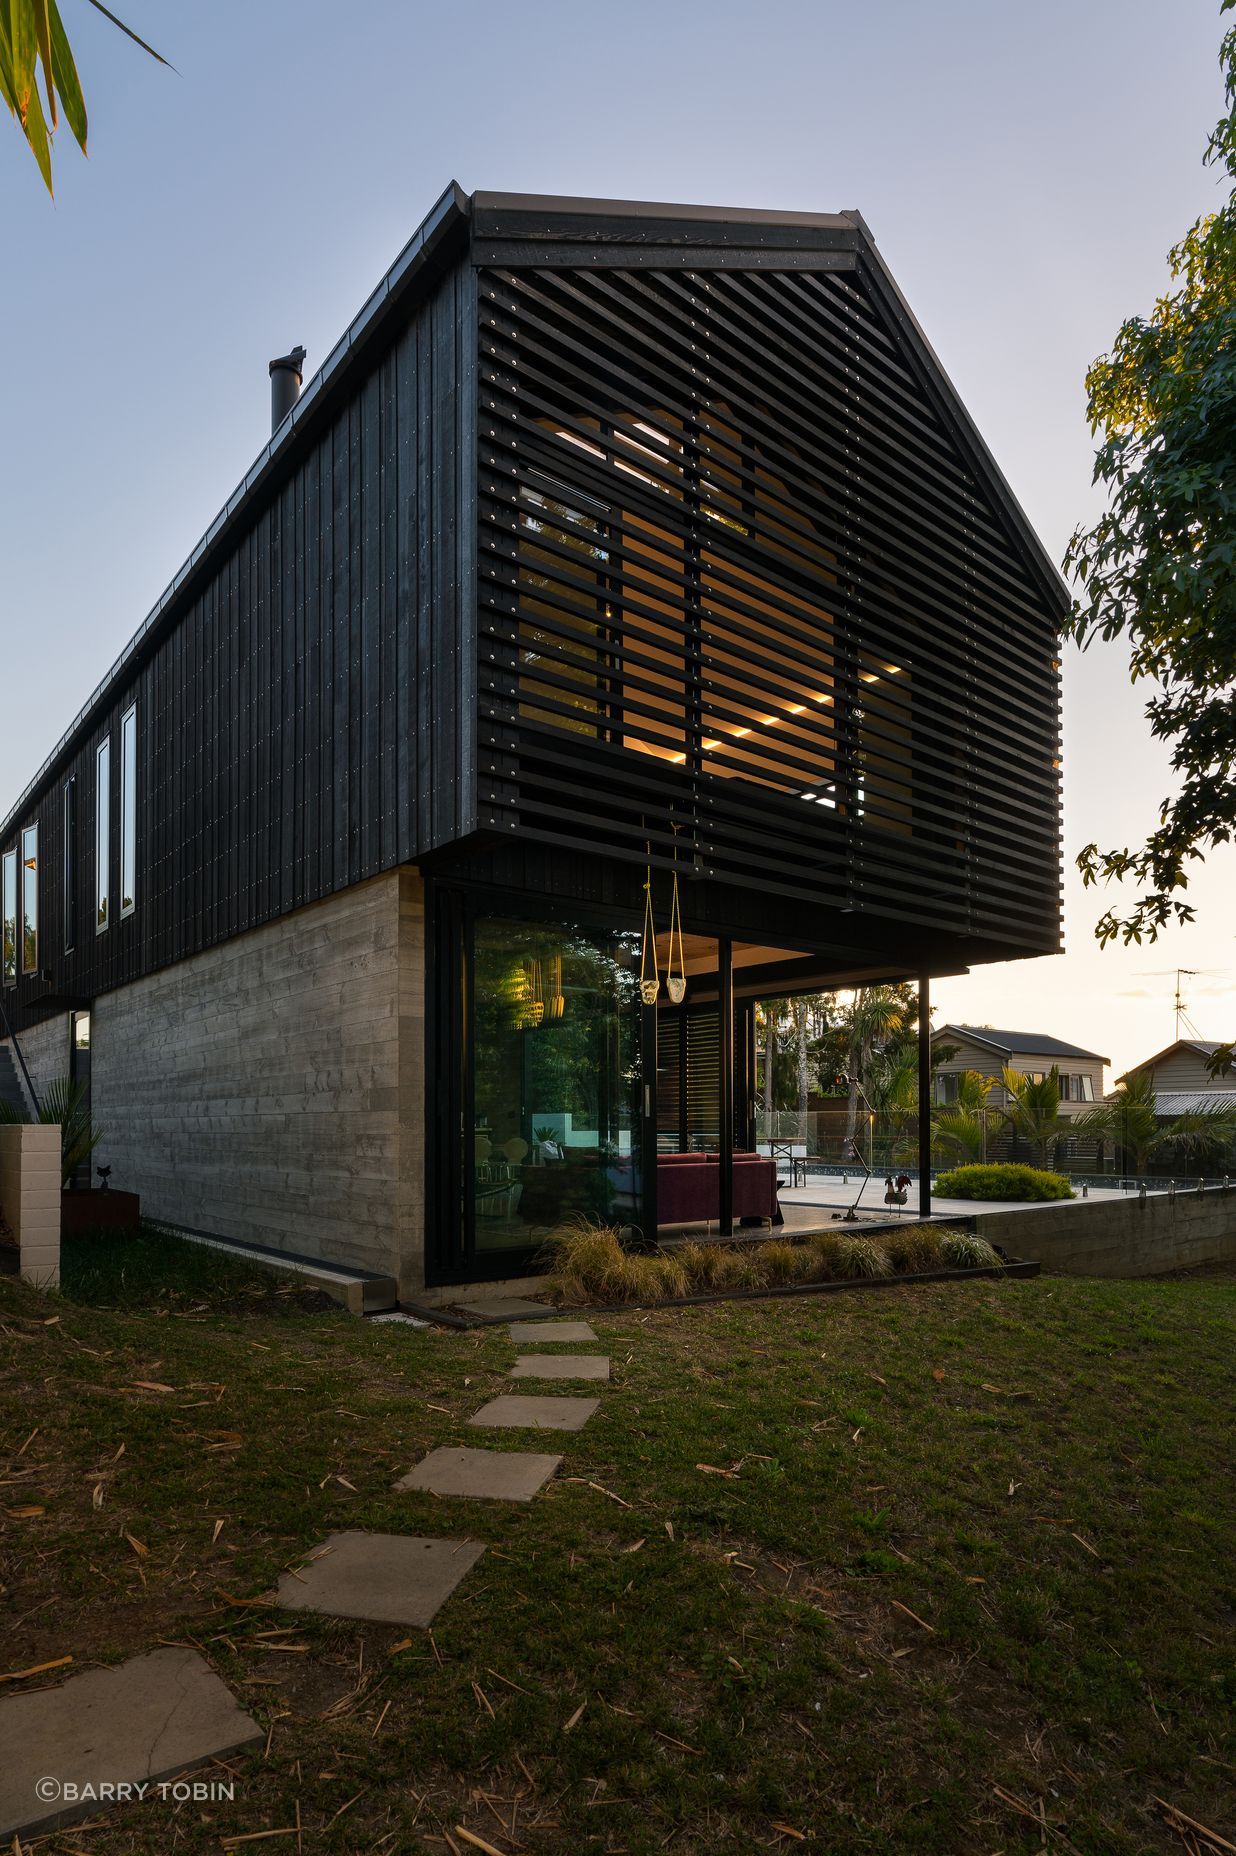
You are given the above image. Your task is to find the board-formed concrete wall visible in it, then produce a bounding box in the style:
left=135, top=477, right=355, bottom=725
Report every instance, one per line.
left=1, top=1013, right=71, bottom=1111
left=89, top=869, right=426, bottom=1292
left=974, top=1186, right=1236, bottom=1277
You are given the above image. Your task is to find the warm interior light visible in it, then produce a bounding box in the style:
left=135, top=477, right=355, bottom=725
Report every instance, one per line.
left=555, top=429, right=605, bottom=458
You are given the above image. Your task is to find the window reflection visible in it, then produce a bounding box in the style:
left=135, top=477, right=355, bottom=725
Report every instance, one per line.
left=96, top=737, right=110, bottom=933
left=2, top=848, right=16, bottom=985
left=21, top=825, right=38, bottom=974
left=470, top=915, right=642, bottom=1253
left=120, top=704, right=137, bottom=917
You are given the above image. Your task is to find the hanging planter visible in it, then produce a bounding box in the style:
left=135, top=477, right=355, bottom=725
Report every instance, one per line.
left=666, top=836, right=687, bottom=1004
left=639, top=852, right=660, bottom=1005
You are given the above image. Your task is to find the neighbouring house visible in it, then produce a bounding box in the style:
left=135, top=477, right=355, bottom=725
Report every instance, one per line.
left=932, top=1026, right=1108, bottom=1117
left=0, top=185, right=1066, bottom=1296
left=1114, top=1039, right=1234, bottom=1097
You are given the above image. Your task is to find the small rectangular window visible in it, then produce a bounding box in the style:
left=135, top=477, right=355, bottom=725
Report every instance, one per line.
left=120, top=704, right=137, bottom=918
left=1, top=848, right=15, bottom=985
left=96, top=737, right=111, bottom=934
left=63, top=777, right=77, bottom=953
left=21, top=824, right=38, bottom=974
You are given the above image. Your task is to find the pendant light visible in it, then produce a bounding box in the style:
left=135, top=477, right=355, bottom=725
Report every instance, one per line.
left=666, top=826, right=687, bottom=1004
left=547, top=952, right=565, bottom=1020
left=639, top=847, right=660, bottom=1005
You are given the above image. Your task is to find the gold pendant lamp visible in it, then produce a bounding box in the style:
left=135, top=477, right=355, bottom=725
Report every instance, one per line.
left=639, top=846, right=660, bottom=1005
left=666, top=829, right=686, bottom=1004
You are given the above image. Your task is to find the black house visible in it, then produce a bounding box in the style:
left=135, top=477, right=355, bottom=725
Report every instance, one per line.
left=0, top=185, right=1065, bottom=1294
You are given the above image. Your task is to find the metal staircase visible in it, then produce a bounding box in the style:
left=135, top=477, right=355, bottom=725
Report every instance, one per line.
left=0, top=1041, right=30, bottom=1116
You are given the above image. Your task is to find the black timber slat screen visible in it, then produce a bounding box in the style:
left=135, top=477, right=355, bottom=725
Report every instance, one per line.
left=476, top=262, right=1062, bottom=955
left=0, top=261, right=477, bottom=1026
left=654, top=1006, right=722, bottom=1152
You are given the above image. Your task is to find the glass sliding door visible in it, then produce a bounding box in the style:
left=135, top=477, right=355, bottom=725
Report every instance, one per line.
left=467, top=911, right=643, bottom=1264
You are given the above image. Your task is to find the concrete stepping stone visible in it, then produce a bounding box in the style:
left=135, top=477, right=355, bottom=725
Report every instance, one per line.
left=469, top=1394, right=600, bottom=1432
left=456, top=1295, right=547, bottom=1318
left=0, top=1647, right=261, bottom=1841
left=276, top=1531, right=484, bottom=1628
left=394, top=1445, right=562, bottom=1503
left=509, top=1320, right=598, bottom=1343
left=509, top=1353, right=610, bottom=1381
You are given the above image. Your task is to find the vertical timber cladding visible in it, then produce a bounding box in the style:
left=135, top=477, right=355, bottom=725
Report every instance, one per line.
left=0, top=258, right=476, bottom=1028
left=475, top=257, right=1062, bottom=956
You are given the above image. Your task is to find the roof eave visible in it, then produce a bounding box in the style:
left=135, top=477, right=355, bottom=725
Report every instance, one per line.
left=1, top=181, right=473, bottom=843
left=841, top=211, right=1071, bottom=622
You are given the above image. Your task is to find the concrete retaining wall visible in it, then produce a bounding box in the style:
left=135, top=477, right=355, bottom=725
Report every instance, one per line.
left=973, top=1186, right=1236, bottom=1276
left=89, top=868, right=426, bottom=1293
left=0, top=1122, right=61, bottom=1287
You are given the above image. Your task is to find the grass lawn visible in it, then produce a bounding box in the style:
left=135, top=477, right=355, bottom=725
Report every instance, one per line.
left=1, top=1240, right=1233, bottom=1854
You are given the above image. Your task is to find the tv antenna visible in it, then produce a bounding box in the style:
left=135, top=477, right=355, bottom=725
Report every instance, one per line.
left=1135, top=966, right=1226, bottom=1041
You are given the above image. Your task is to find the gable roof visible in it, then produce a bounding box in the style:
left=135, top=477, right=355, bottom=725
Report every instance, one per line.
left=1116, top=1038, right=1227, bottom=1083
left=2, top=182, right=1068, bottom=841
left=933, top=1024, right=1109, bottom=1064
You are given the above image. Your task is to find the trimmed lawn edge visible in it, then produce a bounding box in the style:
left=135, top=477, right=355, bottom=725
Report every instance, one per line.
left=410, top=1257, right=1040, bottom=1326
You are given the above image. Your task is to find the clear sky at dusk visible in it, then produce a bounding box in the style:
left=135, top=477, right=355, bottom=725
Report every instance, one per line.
left=2, top=0, right=1233, bottom=1081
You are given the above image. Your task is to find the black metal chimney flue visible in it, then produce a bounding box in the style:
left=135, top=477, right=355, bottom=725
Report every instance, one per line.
left=269, top=345, right=307, bottom=432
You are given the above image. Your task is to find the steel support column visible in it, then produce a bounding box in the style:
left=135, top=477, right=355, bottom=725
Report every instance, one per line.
left=918, top=972, right=932, bottom=1219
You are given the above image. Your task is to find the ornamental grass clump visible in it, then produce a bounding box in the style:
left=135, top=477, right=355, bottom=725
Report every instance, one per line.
left=544, top=1213, right=1004, bottom=1305
left=883, top=1224, right=945, bottom=1273
left=710, top=1246, right=768, bottom=1291
left=541, top=1218, right=648, bottom=1306
left=759, top=1240, right=819, bottom=1286
left=831, top=1235, right=893, bottom=1279
left=939, top=1229, right=1005, bottom=1271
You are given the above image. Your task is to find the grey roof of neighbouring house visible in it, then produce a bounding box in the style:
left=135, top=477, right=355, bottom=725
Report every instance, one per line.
left=934, top=1025, right=1109, bottom=1064
left=1146, top=1090, right=1236, bottom=1115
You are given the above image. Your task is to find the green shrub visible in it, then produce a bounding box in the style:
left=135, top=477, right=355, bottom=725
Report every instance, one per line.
left=934, top=1163, right=1074, bottom=1202
left=939, top=1229, right=1005, bottom=1271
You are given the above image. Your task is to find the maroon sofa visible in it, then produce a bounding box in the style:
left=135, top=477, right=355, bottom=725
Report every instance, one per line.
left=656, top=1152, right=781, bottom=1226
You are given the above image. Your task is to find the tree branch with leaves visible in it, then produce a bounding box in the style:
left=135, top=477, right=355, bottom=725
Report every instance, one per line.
left=1, top=0, right=166, bottom=194
left=1064, top=6, right=1236, bottom=969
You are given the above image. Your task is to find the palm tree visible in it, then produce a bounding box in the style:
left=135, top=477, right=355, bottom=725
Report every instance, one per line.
left=1000, top=1066, right=1073, bottom=1168
left=1077, top=1069, right=1236, bottom=1173
left=790, top=998, right=811, bottom=1120
left=867, top=1040, right=920, bottom=1168
left=3, top=1, right=168, bottom=195
left=932, top=1068, right=997, bottom=1164
left=840, top=987, right=905, bottom=1141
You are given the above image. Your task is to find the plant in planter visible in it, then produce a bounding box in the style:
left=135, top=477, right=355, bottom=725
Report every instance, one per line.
left=940, top=1229, right=1005, bottom=1270
left=0, top=1076, right=103, bottom=1187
